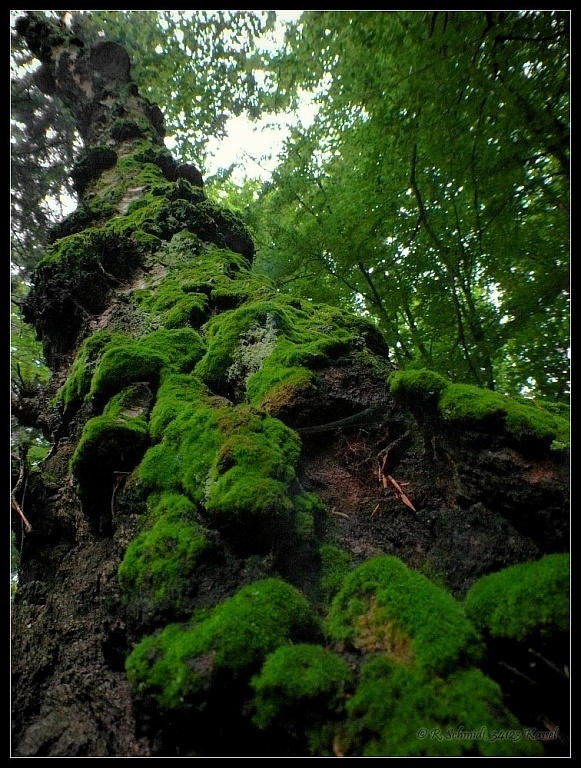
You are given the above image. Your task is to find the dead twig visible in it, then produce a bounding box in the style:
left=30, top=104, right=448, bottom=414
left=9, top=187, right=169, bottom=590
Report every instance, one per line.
left=528, top=647, right=570, bottom=678
left=11, top=452, right=32, bottom=532
left=11, top=495, right=32, bottom=533
left=377, top=451, right=417, bottom=512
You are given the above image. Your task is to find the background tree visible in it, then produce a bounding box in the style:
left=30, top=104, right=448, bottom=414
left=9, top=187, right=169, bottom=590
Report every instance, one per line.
left=249, top=11, right=570, bottom=400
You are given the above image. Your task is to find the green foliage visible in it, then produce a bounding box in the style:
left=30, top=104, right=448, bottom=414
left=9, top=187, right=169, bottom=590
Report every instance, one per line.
left=10, top=290, right=51, bottom=396
left=326, top=555, right=485, bottom=676
left=75, top=10, right=280, bottom=165
left=12, top=11, right=570, bottom=399
left=249, top=10, right=569, bottom=400
left=11, top=9, right=282, bottom=277
left=12, top=13, right=570, bottom=755
left=338, top=659, right=544, bottom=757
left=464, top=553, right=570, bottom=642
left=125, top=577, right=320, bottom=710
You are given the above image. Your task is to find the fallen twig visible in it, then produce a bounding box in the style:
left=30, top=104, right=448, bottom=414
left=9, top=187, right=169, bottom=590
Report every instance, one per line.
left=377, top=452, right=416, bottom=512
left=11, top=495, right=32, bottom=533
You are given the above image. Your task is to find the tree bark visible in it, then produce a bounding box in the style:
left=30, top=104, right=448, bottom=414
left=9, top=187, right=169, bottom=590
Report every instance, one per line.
left=11, top=12, right=569, bottom=757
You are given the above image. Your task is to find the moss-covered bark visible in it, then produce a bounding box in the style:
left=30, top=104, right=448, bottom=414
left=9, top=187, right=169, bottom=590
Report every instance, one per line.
left=12, top=12, right=569, bottom=757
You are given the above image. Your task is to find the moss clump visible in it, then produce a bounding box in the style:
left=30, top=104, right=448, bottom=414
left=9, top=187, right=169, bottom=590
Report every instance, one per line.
left=131, top=237, right=266, bottom=329
left=89, top=327, right=206, bottom=407
left=48, top=199, right=119, bottom=242
left=71, top=145, right=117, bottom=195
left=389, top=369, right=570, bottom=451
left=70, top=385, right=150, bottom=490
left=148, top=372, right=208, bottom=442
left=388, top=369, right=449, bottom=407
left=118, top=491, right=217, bottom=613
left=31, top=228, right=142, bottom=291
left=164, top=293, right=209, bottom=329
left=108, top=118, right=147, bottom=142
left=55, top=330, right=128, bottom=413
left=292, top=491, right=325, bottom=542
left=22, top=228, right=143, bottom=365
left=205, top=407, right=301, bottom=520
left=440, top=383, right=570, bottom=448
left=463, top=553, right=570, bottom=642
left=103, top=181, right=253, bottom=256
left=326, top=556, right=484, bottom=676
left=139, top=397, right=307, bottom=534
left=90, top=346, right=167, bottom=405
left=337, top=658, right=544, bottom=757
left=318, top=545, right=353, bottom=604
left=251, top=643, right=353, bottom=751
left=125, top=578, right=320, bottom=710
left=195, top=298, right=379, bottom=407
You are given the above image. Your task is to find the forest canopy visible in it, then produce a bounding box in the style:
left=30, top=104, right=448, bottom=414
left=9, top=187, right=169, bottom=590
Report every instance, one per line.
left=10, top=10, right=570, bottom=402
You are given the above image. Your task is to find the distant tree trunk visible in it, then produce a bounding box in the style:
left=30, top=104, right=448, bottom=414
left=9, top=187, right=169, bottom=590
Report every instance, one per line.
left=11, top=12, right=569, bottom=757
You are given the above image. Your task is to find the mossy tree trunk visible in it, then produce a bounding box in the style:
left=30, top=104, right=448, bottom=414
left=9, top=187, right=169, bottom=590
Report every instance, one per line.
left=12, top=13, right=569, bottom=758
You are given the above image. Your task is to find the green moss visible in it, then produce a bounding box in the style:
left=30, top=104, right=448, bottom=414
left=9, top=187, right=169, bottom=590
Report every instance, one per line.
left=438, top=383, right=514, bottom=421
left=71, top=145, right=117, bottom=195
left=90, top=345, right=167, bottom=404
left=388, top=369, right=449, bottom=406
left=140, top=397, right=307, bottom=531
left=70, top=386, right=150, bottom=489
left=148, top=372, right=207, bottom=442
left=35, top=228, right=141, bottom=279
left=48, top=198, right=118, bottom=241
left=440, top=383, right=570, bottom=448
left=125, top=578, right=320, bottom=710
left=88, top=328, right=206, bottom=405
left=292, top=491, right=325, bottom=541
left=251, top=643, right=352, bottom=751
left=204, top=408, right=301, bottom=519
left=164, top=293, right=209, bottom=329
left=108, top=118, right=147, bottom=142
left=463, top=553, right=570, bottom=642
left=326, top=556, right=484, bottom=676
left=318, top=545, right=353, bottom=603
left=118, top=491, right=216, bottom=609
left=195, top=298, right=376, bottom=407
left=55, top=330, right=128, bottom=412
left=503, top=399, right=570, bottom=448
left=338, top=658, right=544, bottom=757
left=131, top=238, right=268, bottom=330
left=389, top=369, right=569, bottom=450
left=134, top=274, right=210, bottom=328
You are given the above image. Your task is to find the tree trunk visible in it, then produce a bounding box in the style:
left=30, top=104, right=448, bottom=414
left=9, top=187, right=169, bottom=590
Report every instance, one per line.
left=11, top=12, right=569, bottom=757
